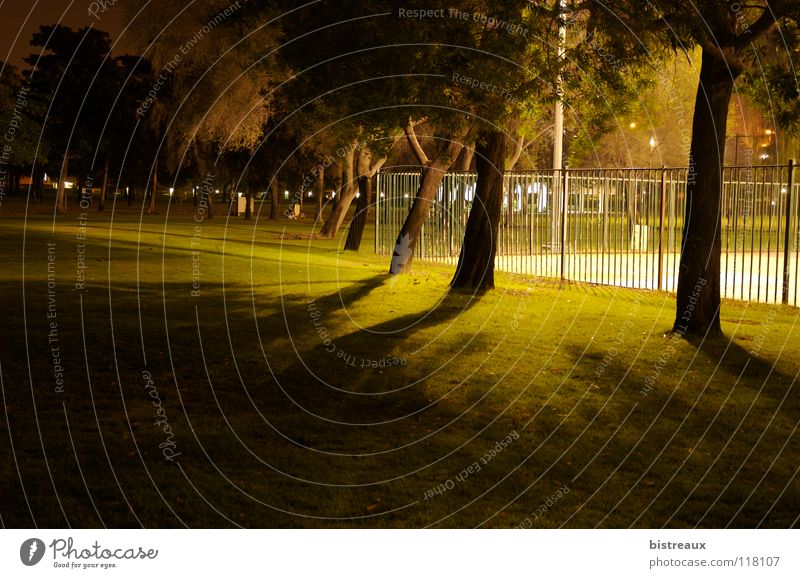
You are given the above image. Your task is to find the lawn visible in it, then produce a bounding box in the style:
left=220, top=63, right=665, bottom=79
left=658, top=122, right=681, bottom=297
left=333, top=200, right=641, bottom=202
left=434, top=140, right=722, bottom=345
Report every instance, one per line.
left=0, top=197, right=798, bottom=528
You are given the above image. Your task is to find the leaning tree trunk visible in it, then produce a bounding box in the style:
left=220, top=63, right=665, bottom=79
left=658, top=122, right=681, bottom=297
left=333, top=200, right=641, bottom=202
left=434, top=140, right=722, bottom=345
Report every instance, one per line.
left=269, top=179, right=280, bottom=220
left=674, top=48, right=738, bottom=337
left=451, top=130, right=507, bottom=290
left=344, top=172, right=372, bottom=251
left=319, top=144, right=357, bottom=239
left=389, top=140, right=463, bottom=274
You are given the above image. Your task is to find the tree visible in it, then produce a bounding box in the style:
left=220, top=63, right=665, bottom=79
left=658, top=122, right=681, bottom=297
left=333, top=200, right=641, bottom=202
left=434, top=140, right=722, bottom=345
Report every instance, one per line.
left=0, top=62, right=49, bottom=205
left=122, top=0, right=281, bottom=218
left=24, top=26, right=119, bottom=214
left=344, top=146, right=387, bottom=251
left=451, top=130, right=507, bottom=289
left=318, top=140, right=358, bottom=238
left=565, top=1, right=800, bottom=335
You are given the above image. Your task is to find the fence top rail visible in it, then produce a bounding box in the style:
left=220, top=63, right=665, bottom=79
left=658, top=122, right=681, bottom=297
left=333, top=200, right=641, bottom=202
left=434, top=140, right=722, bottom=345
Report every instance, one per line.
left=379, top=163, right=796, bottom=176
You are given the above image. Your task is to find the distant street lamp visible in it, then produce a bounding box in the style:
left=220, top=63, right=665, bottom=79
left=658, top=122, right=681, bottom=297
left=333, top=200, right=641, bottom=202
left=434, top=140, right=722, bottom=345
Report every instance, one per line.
left=648, top=137, right=657, bottom=166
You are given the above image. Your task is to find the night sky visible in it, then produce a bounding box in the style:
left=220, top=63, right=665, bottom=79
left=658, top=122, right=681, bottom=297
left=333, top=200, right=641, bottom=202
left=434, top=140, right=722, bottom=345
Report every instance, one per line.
left=1, top=0, right=126, bottom=68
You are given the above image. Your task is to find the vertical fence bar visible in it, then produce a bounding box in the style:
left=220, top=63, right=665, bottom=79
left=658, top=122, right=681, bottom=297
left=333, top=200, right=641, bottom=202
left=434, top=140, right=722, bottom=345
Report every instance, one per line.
left=560, top=168, right=568, bottom=280
left=658, top=166, right=666, bottom=291
left=783, top=159, right=795, bottom=304
left=375, top=172, right=381, bottom=254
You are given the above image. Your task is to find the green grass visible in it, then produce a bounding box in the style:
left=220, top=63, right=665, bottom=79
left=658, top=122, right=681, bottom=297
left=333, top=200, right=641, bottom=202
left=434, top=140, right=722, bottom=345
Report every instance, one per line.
left=0, top=197, right=798, bottom=528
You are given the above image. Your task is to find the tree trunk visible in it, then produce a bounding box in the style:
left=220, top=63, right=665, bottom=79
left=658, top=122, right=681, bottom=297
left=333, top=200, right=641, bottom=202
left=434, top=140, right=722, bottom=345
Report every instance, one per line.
left=314, top=166, right=324, bottom=225
left=206, top=185, right=214, bottom=219
left=56, top=153, right=69, bottom=214
left=344, top=174, right=372, bottom=251
left=674, top=48, right=738, bottom=337
left=269, top=179, right=280, bottom=220
left=319, top=143, right=357, bottom=238
left=30, top=165, right=43, bottom=203
left=345, top=154, right=386, bottom=251
left=457, top=146, right=474, bottom=172
left=389, top=139, right=463, bottom=274
left=451, top=131, right=507, bottom=290
left=98, top=157, right=109, bottom=211
left=147, top=159, right=158, bottom=214
left=245, top=184, right=252, bottom=220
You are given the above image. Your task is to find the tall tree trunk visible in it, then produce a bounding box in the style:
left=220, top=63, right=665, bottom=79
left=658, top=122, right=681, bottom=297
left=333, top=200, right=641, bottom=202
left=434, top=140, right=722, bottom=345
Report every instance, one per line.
left=56, top=153, right=69, bottom=214
left=269, top=179, right=280, bottom=220
left=674, top=48, right=738, bottom=337
left=319, top=143, right=357, bottom=238
left=314, top=165, right=324, bottom=225
left=389, top=139, right=463, bottom=274
left=147, top=159, right=158, bottom=214
left=98, top=157, right=109, bottom=211
left=451, top=130, right=507, bottom=290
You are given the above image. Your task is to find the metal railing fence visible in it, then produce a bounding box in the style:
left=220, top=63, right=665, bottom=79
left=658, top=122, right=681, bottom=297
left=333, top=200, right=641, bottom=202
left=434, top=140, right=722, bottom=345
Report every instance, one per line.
left=375, top=163, right=799, bottom=305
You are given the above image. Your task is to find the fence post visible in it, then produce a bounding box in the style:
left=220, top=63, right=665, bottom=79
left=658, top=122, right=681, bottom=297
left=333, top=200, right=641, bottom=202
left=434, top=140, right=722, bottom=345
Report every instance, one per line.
left=658, top=167, right=666, bottom=290
left=375, top=172, right=381, bottom=255
left=560, top=168, right=568, bottom=280
left=782, top=159, right=795, bottom=304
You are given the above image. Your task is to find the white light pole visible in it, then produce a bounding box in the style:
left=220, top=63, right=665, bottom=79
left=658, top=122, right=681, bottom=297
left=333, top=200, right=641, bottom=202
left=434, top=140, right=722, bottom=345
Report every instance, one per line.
left=552, top=0, right=567, bottom=249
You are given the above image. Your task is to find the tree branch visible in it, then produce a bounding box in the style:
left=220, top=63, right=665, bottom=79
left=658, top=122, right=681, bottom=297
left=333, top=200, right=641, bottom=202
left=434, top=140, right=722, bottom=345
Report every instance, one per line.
left=737, top=8, right=778, bottom=48
left=369, top=157, right=387, bottom=178
left=698, top=34, right=747, bottom=76
left=505, top=134, right=526, bottom=171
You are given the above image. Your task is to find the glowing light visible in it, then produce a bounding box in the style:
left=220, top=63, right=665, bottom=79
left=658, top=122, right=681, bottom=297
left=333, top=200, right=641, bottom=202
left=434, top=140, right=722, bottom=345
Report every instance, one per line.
left=765, top=129, right=773, bottom=135
left=169, top=187, right=174, bottom=194
left=629, top=122, right=636, bottom=129
left=649, top=137, right=657, bottom=149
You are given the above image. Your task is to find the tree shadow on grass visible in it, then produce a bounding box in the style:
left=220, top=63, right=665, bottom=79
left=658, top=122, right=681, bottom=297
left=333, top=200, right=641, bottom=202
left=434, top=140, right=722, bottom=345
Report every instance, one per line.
left=558, top=325, right=799, bottom=529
